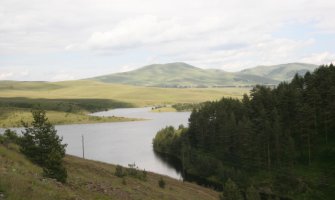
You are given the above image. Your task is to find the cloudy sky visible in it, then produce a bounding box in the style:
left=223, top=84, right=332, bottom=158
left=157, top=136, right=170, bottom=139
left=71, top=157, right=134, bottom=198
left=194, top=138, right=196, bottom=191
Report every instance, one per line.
left=1, top=0, right=335, bottom=81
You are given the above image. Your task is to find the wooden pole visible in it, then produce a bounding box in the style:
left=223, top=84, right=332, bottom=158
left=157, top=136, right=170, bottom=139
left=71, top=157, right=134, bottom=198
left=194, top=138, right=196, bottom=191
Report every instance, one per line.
left=82, top=134, right=85, bottom=159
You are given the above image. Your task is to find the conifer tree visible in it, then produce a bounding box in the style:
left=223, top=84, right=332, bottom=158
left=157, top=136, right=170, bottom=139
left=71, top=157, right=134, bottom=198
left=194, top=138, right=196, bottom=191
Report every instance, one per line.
left=20, top=109, right=67, bottom=183
left=220, top=178, right=243, bottom=200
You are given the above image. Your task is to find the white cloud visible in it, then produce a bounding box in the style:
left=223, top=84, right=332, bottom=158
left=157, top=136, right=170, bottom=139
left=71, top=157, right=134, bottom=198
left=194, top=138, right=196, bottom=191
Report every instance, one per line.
left=0, top=0, right=335, bottom=80
left=0, top=68, right=30, bottom=80
left=300, top=52, right=335, bottom=65
left=119, top=65, right=137, bottom=72
left=0, top=72, right=13, bottom=79
left=51, top=73, right=75, bottom=82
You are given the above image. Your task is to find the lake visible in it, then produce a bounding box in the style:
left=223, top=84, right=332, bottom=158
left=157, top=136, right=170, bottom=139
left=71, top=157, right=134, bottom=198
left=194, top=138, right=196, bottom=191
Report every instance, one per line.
left=34, top=107, right=190, bottom=179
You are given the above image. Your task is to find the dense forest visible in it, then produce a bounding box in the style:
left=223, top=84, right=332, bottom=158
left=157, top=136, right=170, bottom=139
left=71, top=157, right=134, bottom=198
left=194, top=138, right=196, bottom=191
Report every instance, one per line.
left=153, top=64, right=335, bottom=199
left=0, top=98, right=133, bottom=113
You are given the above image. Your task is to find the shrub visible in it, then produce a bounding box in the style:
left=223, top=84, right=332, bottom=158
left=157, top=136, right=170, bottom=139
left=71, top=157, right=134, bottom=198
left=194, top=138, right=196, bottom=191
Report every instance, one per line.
left=115, top=165, right=126, bottom=177
left=158, top=177, right=166, bottom=188
left=4, top=129, right=19, bottom=144
left=114, top=163, right=147, bottom=181
left=0, top=134, right=4, bottom=144
left=122, top=177, right=127, bottom=185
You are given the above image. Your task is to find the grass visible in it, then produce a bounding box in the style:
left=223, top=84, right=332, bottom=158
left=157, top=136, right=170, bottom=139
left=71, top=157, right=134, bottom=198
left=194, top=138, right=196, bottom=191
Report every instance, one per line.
left=0, top=144, right=220, bottom=200
left=0, top=108, right=139, bottom=128
left=0, top=80, right=249, bottom=107
left=0, top=80, right=249, bottom=127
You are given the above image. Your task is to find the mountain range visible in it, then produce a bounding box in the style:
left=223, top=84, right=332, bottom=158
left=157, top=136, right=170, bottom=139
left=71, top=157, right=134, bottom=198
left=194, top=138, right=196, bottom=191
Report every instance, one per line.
left=90, top=62, right=318, bottom=87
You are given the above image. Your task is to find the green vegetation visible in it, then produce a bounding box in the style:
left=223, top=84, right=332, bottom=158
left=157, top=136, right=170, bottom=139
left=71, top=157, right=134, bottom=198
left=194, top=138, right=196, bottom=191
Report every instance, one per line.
left=0, top=144, right=219, bottom=199
left=90, top=62, right=278, bottom=87
left=0, top=97, right=139, bottom=127
left=0, top=79, right=247, bottom=127
left=0, top=80, right=248, bottom=106
left=90, top=62, right=317, bottom=87
left=158, top=177, right=166, bottom=189
left=0, top=97, right=133, bottom=113
left=240, top=62, right=318, bottom=81
left=151, top=106, right=177, bottom=112
left=172, top=103, right=201, bottom=111
left=20, top=110, right=67, bottom=183
left=0, top=107, right=138, bottom=128
left=220, top=179, right=243, bottom=200
left=153, top=64, right=335, bottom=199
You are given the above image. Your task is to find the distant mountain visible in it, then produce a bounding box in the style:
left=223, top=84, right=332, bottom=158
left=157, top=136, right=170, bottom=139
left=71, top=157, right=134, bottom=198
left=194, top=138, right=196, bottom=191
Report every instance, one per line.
left=239, top=63, right=318, bottom=81
left=90, top=62, right=318, bottom=87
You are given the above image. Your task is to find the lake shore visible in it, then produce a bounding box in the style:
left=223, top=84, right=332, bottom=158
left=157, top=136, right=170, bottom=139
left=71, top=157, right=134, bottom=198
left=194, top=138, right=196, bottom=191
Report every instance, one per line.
left=0, top=108, right=143, bottom=128
left=0, top=144, right=219, bottom=199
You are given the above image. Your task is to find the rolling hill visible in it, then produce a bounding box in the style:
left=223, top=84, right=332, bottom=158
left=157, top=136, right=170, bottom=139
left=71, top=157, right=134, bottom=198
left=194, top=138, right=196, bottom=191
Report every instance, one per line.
left=90, top=62, right=318, bottom=87
left=239, top=63, right=318, bottom=81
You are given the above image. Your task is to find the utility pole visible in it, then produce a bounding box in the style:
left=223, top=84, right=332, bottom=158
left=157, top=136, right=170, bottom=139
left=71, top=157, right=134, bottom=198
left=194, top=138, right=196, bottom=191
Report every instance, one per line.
left=82, top=134, right=85, bottom=159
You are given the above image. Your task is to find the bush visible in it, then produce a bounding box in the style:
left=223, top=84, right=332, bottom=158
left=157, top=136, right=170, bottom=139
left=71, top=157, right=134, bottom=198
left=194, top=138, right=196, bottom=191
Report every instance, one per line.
left=0, top=134, right=4, bottom=144
left=114, top=163, right=147, bottom=181
left=115, top=165, right=126, bottom=177
left=3, top=129, right=20, bottom=145
left=158, top=177, right=166, bottom=188
left=122, top=177, right=127, bottom=185
left=20, top=109, right=67, bottom=183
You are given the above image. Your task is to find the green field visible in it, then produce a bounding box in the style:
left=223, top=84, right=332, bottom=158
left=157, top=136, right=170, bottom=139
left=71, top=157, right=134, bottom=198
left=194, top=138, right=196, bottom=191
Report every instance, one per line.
left=0, top=80, right=249, bottom=106
left=0, top=80, right=249, bottom=127
left=0, top=108, right=139, bottom=128
left=0, top=144, right=219, bottom=200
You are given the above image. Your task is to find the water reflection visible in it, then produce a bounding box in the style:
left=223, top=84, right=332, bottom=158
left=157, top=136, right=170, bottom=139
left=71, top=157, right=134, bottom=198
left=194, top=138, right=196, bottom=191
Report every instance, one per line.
left=153, top=151, right=183, bottom=176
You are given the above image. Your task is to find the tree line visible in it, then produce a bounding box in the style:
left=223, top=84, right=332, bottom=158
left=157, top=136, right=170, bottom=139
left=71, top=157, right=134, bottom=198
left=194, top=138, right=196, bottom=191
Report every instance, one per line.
left=153, top=64, right=335, bottom=199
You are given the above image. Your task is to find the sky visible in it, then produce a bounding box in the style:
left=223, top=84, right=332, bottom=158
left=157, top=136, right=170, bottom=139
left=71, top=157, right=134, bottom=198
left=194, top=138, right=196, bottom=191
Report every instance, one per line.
left=0, top=0, right=335, bottom=81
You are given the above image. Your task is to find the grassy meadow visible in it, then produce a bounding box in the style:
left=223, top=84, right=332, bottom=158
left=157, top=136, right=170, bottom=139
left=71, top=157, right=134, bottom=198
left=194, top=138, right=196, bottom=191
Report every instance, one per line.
left=0, top=80, right=249, bottom=127
left=0, top=108, right=139, bottom=128
left=0, top=80, right=249, bottom=106
left=0, top=144, right=219, bottom=200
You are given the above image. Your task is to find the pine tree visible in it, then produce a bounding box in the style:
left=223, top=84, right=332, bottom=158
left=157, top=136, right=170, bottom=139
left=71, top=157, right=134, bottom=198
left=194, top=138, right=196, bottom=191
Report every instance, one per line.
left=246, top=185, right=260, bottom=200
left=220, top=178, right=243, bottom=200
left=20, top=109, right=67, bottom=183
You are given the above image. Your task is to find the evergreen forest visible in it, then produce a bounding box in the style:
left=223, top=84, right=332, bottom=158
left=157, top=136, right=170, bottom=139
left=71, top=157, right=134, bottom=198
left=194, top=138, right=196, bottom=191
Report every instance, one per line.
left=153, top=64, right=335, bottom=199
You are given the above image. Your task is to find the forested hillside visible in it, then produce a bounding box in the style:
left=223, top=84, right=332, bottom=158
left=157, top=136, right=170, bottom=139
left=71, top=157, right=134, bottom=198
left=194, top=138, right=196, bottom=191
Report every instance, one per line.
left=153, top=64, right=335, bottom=199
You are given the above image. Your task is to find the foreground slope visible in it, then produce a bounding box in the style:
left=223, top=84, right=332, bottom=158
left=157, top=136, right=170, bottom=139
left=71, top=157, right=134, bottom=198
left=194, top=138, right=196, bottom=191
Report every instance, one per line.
left=0, top=144, right=219, bottom=200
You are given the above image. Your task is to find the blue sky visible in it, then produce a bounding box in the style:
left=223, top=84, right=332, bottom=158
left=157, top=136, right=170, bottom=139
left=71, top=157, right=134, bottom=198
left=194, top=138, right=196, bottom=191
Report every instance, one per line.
left=0, top=0, right=334, bottom=81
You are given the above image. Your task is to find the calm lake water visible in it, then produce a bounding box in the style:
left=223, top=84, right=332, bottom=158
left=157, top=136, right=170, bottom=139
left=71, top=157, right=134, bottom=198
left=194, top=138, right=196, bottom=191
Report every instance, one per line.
left=4, top=108, right=189, bottom=179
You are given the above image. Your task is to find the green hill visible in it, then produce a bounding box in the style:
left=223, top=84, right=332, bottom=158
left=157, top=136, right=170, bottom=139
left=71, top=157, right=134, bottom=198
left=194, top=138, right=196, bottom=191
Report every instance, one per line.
left=0, top=144, right=219, bottom=200
left=90, top=62, right=279, bottom=87
left=239, top=63, right=318, bottom=81
left=90, top=62, right=317, bottom=87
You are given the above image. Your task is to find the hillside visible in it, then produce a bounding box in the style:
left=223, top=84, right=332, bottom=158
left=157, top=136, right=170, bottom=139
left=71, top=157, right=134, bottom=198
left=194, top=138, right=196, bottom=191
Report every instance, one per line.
left=239, top=63, right=318, bottom=81
left=90, top=62, right=317, bottom=87
left=0, top=144, right=219, bottom=200
left=90, top=62, right=279, bottom=87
